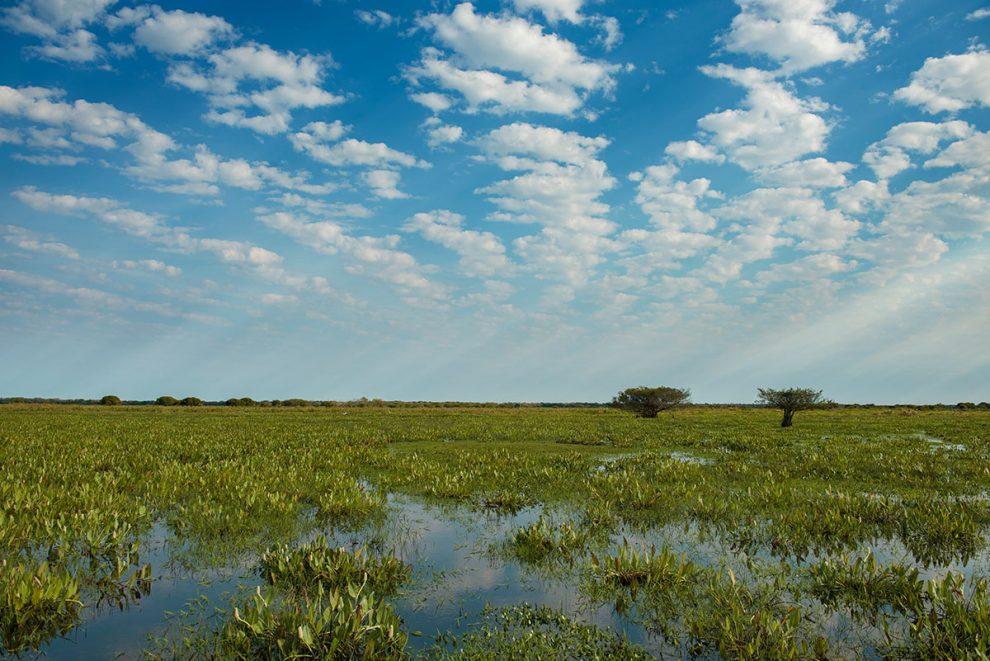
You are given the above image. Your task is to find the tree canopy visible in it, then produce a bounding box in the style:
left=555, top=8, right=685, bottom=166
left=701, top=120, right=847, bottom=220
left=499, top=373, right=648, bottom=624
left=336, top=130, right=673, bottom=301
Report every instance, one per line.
left=99, top=395, right=121, bottom=406
left=611, top=386, right=691, bottom=418
left=757, top=387, right=823, bottom=427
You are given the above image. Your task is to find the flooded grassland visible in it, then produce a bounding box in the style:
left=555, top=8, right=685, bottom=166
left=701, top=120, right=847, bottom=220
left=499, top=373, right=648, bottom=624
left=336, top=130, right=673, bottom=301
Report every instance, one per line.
left=1, top=405, right=988, bottom=659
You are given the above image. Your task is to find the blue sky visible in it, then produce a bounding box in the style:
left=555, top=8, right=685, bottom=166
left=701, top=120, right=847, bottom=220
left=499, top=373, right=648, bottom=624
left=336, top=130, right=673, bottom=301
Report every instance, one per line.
left=1, top=0, right=988, bottom=403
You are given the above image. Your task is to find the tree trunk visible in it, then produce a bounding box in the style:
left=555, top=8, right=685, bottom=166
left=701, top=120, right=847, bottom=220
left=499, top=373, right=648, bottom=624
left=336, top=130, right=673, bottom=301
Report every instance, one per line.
left=781, top=410, right=794, bottom=427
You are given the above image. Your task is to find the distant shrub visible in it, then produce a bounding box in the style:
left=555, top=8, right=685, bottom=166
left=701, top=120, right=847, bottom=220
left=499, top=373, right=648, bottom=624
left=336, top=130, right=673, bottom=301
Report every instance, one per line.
left=155, top=396, right=179, bottom=406
left=281, top=399, right=310, bottom=407
left=99, top=395, right=122, bottom=406
left=225, top=397, right=256, bottom=407
left=180, top=397, right=203, bottom=407
left=611, top=386, right=691, bottom=418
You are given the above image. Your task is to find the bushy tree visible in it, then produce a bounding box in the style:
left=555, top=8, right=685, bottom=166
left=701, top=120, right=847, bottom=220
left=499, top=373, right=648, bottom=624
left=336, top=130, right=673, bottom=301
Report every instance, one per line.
left=611, top=386, right=691, bottom=418
left=99, top=395, right=121, bottom=406
left=226, top=397, right=257, bottom=407
left=155, top=395, right=179, bottom=406
left=757, top=387, right=823, bottom=427
left=180, top=397, right=204, bottom=407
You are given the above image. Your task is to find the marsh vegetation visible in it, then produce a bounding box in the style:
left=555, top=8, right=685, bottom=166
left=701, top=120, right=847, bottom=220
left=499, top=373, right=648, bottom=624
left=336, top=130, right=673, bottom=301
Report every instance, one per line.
left=0, top=405, right=988, bottom=658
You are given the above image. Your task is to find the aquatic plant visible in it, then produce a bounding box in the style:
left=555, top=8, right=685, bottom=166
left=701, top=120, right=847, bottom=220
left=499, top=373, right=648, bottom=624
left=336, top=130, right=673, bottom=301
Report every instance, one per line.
left=591, top=539, right=698, bottom=597
left=428, top=604, right=650, bottom=659
left=260, top=540, right=409, bottom=600
left=219, top=585, right=407, bottom=660
left=808, top=550, right=922, bottom=620
left=509, top=516, right=587, bottom=563
left=899, top=573, right=990, bottom=659
left=0, top=560, right=81, bottom=654
left=687, top=569, right=828, bottom=660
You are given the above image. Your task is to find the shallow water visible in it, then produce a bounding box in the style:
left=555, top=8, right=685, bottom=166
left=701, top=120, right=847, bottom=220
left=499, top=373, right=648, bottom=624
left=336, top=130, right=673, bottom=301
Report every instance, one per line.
left=19, top=490, right=990, bottom=659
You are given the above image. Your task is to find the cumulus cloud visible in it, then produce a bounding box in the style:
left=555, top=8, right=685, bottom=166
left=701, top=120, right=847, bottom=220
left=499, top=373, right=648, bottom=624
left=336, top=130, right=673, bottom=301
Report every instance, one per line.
left=700, top=186, right=860, bottom=282
left=0, top=85, right=336, bottom=195
left=630, top=164, right=719, bottom=232
left=694, top=65, right=831, bottom=169
left=289, top=123, right=429, bottom=170
left=355, top=9, right=395, bottom=29
left=665, top=140, right=726, bottom=164
left=109, top=5, right=234, bottom=56
left=410, top=91, right=454, bottom=113
left=258, top=210, right=448, bottom=301
left=403, top=210, right=509, bottom=278
left=475, top=122, right=617, bottom=285
left=426, top=123, right=464, bottom=148
left=893, top=50, right=990, bottom=113
left=11, top=187, right=346, bottom=299
left=167, top=43, right=343, bottom=134
left=1, top=0, right=115, bottom=62
left=2, top=224, right=79, bottom=259
left=756, top=157, right=854, bottom=188
left=863, top=120, right=972, bottom=179
left=925, top=130, right=990, bottom=169
left=723, top=0, right=871, bottom=73
left=406, top=3, right=618, bottom=116
left=0, top=267, right=203, bottom=319
left=362, top=169, right=407, bottom=199
left=113, top=258, right=181, bottom=276
left=512, top=0, right=584, bottom=24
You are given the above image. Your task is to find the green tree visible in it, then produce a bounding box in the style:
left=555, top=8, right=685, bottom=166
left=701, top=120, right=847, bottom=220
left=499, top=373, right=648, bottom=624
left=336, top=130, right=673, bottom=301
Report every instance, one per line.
left=155, top=396, right=179, bottom=406
left=611, top=386, right=691, bottom=418
left=180, top=397, right=203, bottom=407
left=99, top=395, right=121, bottom=406
left=757, top=387, right=823, bottom=427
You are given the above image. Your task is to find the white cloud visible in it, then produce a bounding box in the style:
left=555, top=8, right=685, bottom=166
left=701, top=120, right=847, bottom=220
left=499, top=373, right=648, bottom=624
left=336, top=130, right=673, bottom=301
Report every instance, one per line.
left=756, top=157, right=854, bottom=188
left=665, top=140, right=726, bottom=164
left=362, top=169, right=407, bottom=199
left=631, top=164, right=719, bottom=232
left=426, top=123, right=463, bottom=148
left=2, top=224, right=79, bottom=259
left=475, top=123, right=617, bottom=285
left=700, top=186, right=860, bottom=282
left=881, top=168, right=990, bottom=238
left=403, top=210, right=509, bottom=278
left=863, top=120, right=972, bottom=179
left=258, top=210, right=448, bottom=300
left=120, top=6, right=234, bottom=56
left=0, top=85, right=335, bottom=196
left=591, top=15, right=622, bottom=50
left=260, top=292, right=298, bottom=304
left=966, top=8, right=990, bottom=21
left=1, top=0, right=115, bottom=62
left=355, top=9, right=395, bottom=28
left=512, top=0, right=584, bottom=24
left=695, top=65, right=831, bottom=169
left=407, top=3, right=617, bottom=116
left=410, top=91, right=454, bottom=113
left=925, top=130, right=990, bottom=169
left=833, top=180, right=889, bottom=215
left=289, top=125, right=429, bottom=169
left=849, top=231, right=946, bottom=270
left=723, top=0, right=870, bottom=73
left=114, top=258, right=181, bottom=276
left=893, top=50, right=990, bottom=113
left=167, top=43, right=343, bottom=134
left=10, top=187, right=347, bottom=300
left=752, top=252, right=857, bottom=286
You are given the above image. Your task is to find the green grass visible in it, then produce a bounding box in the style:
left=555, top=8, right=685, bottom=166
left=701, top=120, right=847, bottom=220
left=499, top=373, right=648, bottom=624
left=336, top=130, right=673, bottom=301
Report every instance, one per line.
left=0, top=404, right=988, bottom=657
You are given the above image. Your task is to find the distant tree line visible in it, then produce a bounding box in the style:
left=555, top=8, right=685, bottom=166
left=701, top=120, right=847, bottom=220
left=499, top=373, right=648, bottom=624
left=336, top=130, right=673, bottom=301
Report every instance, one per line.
left=3, top=395, right=988, bottom=413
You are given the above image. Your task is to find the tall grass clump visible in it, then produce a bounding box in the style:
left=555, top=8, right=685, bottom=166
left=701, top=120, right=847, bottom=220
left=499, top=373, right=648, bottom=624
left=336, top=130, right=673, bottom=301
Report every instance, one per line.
left=219, top=585, right=407, bottom=660
left=0, top=560, right=82, bottom=654
left=260, top=539, right=409, bottom=599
